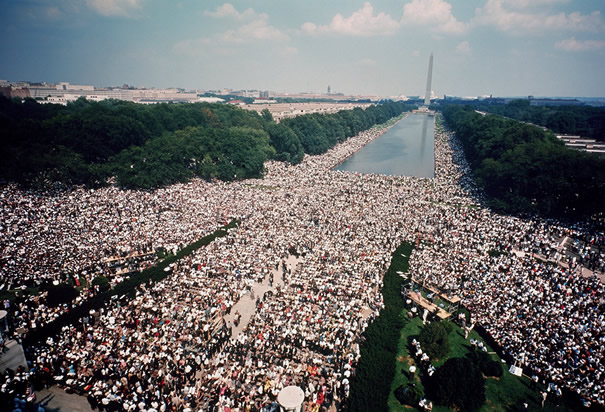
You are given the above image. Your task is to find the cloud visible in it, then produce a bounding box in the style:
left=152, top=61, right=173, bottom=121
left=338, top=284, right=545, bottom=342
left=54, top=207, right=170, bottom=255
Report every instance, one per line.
left=358, top=58, right=377, bottom=66
left=86, top=0, right=143, bottom=17
left=401, top=0, right=468, bottom=34
left=555, top=37, right=605, bottom=52
left=301, top=2, right=399, bottom=37
left=412, top=50, right=420, bottom=57
left=204, top=3, right=256, bottom=21
left=473, top=0, right=604, bottom=33
left=276, top=46, right=299, bottom=56
left=220, top=17, right=289, bottom=43
left=500, top=0, right=570, bottom=9
left=456, top=40, right=471, bottom=54
left=20, top=1, right=84, bottom=22
left=202, top=4, right=287, bottom=44
left=173, top=37, right=210, bottom=57
left=175, top=5, right=287, bottom=55
left=45, top=6, right=62, bottom=19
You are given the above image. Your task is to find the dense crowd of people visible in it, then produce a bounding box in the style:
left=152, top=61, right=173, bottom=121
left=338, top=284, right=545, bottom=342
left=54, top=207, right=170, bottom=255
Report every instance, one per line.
left=408, top=126, right=604, bottom=407
left=0, top=113, right=603, bottom=410
left=0, top=179, right=242, bottom=335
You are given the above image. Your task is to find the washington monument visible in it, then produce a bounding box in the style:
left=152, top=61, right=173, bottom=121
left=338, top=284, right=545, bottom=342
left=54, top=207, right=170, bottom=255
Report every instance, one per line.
left=424, top=52, right=433, bottom=107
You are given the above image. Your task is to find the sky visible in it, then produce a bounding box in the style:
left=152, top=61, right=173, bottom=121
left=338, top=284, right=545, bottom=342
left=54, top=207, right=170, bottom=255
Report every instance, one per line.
left=1, top=0, right=604, bottom=98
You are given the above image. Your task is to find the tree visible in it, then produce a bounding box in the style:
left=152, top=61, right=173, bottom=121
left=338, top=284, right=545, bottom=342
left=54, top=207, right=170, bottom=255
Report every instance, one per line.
left=0, top=97, right=414, bottom=189
left=426, top=357, right=486, bottom=411
left=442, top=104, right=605, bottom=218
left=266, top=123, right=304, bottom=164
left=284, top=116, right=329, bottom=155
left=419, top=321, right=450, bottom=359
left=466, top=351, right=503, bottom=377
left=46, top=284, right=78, bottom=308
left=261, top=108, right=273, bottom=123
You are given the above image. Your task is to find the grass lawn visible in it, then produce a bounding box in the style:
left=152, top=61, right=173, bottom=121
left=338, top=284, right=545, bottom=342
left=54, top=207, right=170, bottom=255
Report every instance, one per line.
left=0, top=286, right=40, bottom=303
left=388, top=314, right=572, bottom=411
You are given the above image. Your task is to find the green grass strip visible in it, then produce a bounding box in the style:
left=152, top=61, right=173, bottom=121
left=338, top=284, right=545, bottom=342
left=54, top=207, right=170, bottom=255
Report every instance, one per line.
left=348, top=242, right=414, bottom=411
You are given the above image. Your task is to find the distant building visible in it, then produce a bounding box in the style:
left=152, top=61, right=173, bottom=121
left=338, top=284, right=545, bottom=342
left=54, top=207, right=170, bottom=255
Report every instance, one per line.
left=252, top=98, right=277, bottom=104
left=42, top=96, right=69, bottom=105
left=327, top=85, right=331, bottom=94
left=556, top=135, right=605, bottom=155
left=198, top=97, right=225, bottom=103
left=0, top=86, right=30, bottom=99
left=56, top=82, right=94, bottom=91
left=529, top=97, right=583, bottom=106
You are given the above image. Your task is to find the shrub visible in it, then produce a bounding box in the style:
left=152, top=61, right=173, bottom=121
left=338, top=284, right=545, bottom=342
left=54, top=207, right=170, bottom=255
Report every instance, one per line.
left=23, top=220, right=239, bottom=348
left=488, top=249, right=502, bottom=257
left=92, top=276, right=110, bottom=292
left=348, top=242, right=413, bottom=412
left=419, top=321, right=450, bottom=359
left=394, top=384, right=422, bottom=406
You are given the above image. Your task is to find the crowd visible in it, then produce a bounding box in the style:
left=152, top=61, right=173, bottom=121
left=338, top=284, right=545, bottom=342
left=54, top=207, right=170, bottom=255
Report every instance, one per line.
left=409, top=124, right=604, bottom=407
left=0, top=173, right=273, bottom=336
left=0, top=113, right=602, bottom=410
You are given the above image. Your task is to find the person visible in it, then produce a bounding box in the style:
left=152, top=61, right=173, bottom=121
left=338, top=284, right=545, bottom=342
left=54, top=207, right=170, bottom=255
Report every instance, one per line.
left=3, top=110, right=602, bottom=408
left=87, top=393, right=98, bottom=410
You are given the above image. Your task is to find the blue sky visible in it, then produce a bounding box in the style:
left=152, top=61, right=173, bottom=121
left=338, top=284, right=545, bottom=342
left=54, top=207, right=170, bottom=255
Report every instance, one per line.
left=1, top=0, right=604, bottom=97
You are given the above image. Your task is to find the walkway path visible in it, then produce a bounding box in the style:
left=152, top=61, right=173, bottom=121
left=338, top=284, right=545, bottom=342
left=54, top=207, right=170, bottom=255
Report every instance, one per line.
left=0, top=339, right=28, bottom=373
left=36, top=386, right=91, bottom=411
left=224, top=255, right=300, bottom=339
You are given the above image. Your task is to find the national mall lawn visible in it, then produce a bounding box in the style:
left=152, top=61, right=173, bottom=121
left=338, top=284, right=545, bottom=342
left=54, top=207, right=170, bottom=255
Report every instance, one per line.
left=388, top=302, right=571, bottom=411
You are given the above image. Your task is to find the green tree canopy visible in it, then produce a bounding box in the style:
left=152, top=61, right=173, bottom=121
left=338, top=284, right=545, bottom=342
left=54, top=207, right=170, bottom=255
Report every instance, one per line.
left=426, top=357, right=486, bottom=412
left=266, top=123, right=304, bottom=164
left=419, top=321, right=450, bottom=359
left=442, top=104, right=605, bottom=218
left=0, top=96, right=413, bottom=189
left=46, top=284, right=79, bottom=307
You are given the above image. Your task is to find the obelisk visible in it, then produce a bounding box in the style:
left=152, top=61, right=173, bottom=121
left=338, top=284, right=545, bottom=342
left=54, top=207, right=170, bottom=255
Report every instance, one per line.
left=424, top=52, right=433, bottom=107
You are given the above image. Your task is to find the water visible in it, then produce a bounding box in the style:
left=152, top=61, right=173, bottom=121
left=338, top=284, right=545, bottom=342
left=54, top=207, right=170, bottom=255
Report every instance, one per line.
left=333, top=113, right=435, bottom=178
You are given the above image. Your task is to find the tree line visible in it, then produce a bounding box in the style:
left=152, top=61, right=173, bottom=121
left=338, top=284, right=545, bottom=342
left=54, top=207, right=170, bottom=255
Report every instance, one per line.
left=442, top=104, right=605, bottom=218
left=473, top=99, right=605, bottom=142
left=0, top=97, right=413, bottom=189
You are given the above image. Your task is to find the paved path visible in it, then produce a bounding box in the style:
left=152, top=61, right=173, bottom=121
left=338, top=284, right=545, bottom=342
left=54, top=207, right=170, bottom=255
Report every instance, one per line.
left=0, top=339, right=28, bottom=373
left=35, top=386, right=91, bottom=411
left=512, top=246, right=604, bottom=283
left=29, top=255, right=304, bottom=412
left=224, top=255, right=300, bottom=339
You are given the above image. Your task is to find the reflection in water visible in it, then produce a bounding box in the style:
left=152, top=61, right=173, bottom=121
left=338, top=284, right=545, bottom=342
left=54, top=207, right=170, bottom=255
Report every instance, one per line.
left=420, top=114, right=428, bottom=159
left=333, top=114, right=435, bottom=178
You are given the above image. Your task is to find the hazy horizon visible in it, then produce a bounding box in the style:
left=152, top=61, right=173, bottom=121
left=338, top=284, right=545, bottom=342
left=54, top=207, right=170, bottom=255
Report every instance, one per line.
left=1, top=0, right=604, bottom=98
